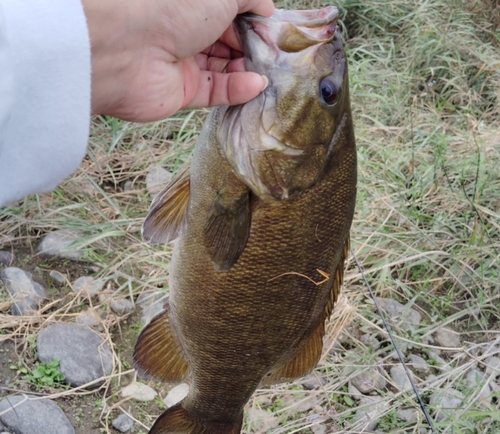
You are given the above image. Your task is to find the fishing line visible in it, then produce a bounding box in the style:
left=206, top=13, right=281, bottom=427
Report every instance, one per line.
left=350, top=249, right=437, bottom=434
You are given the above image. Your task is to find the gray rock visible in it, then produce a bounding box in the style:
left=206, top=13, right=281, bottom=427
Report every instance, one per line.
left=301, top=373, right=328, bottom=390
left=163, top=383, right=190, bottom=407
left=375, top=298, right=421, bottom=328
left=390, top=366, right=412, bottom=391
left=75, top=309, right=104, bottom=329
left=137, top=290, right=167, bottom=325
left=112, top=414, right=134, bottom=433
left=360, top=334, right=381, bottom=350
left=0, top=395, right=74, bottom=434
left=246, top=408, right=280, bottom=432
left=351, top=367, right=386, bottom=394
left=466, top=369, right=492, bottom=400
left=0, top=251, right=14, bottom=266
left=72, top=276, right=105, bottom=294
left=354, top=396, right=386, bottom=431
left=427, top=350, right=448, bottom=368
left=408, top=354, right=429, bottom=371
left=483, top=356, right=500, bottom=378
left=121, top=382, right=157, bottom=402
left=146, top=166, right=172, bottom=198
left=434, top=327, right=461, bottom=348
left=0, top=267, right=46, bottom=315
left=110, top=298, right=134, bottom=315
left=37, top=230, right=84, bottom=260
left=397, top=408, right=418, bottom=423
left=429, top=387, right=464, bottom=422
left=348, top=381, right=363, bottom=400
left=49, top=270, right=67, bottom=283
left=37, top=323, right=113, bottom=388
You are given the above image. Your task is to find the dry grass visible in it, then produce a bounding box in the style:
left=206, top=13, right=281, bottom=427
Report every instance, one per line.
left=1, top=0, right=500, bottom=432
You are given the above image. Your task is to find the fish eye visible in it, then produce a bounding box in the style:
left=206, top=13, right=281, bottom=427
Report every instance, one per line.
left=320, top=78, right=339, bottom=105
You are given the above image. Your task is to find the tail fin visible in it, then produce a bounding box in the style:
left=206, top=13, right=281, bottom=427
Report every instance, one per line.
left=149, top=402, right=243, bottom=434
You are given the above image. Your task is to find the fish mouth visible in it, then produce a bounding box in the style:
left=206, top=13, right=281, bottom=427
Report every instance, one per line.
left=236, top=7, right=339, bottom=58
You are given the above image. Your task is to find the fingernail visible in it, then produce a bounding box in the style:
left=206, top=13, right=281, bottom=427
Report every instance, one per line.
left=261, top=75, right=269, bottom=91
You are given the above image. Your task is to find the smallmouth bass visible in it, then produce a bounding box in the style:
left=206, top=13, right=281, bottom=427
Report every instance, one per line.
left=134, top=6, right=356, bottom=434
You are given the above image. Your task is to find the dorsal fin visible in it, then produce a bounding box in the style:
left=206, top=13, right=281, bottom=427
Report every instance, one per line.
left=142, top=164, right=191, bottom=244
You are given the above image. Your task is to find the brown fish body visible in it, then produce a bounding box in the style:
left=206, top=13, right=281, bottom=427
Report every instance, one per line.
left=134, top=7, right=356, bottom=434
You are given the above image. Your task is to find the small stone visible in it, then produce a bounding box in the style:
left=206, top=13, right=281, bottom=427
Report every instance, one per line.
left=375, top=298, right=421, bottom=327
left=163, top=383, right=190, bottom=408
left=112, top=414, right=134, bottom=433
left=351, top=367, right=386, bottom=394
left=348, top=381, right=363, bottom=400
left=360, top=334, right=381, bottom=350
left=246, top=408, right=280, bottom=432
left=138, top=290, right=167, bottom=325
left=110, top=298, right=134, bottom=315
left=427, top=350, right=447, bottom=368
left=123, top=181, right=134, bottom=192
left=408, top=354, right=429, bottom=371
left=37, top=323, right=113, bottom=388
left=0, top=267, right=46, bottom=316
left=390, top=366, right=413, bottom=391
left=466, top=369, right=492, bottom=400
left=72, top=276, right=105, bottom=294
left=49, top=271, right=67, bottom=284
left=429, top=388, right=464, bottom=422
left=354, top=396, right=386, bottom=431
left=75, top=308, right=104, bottom=329
left=0, top=251, right=15, bottom=266
left=37, top=229, right=84, bottom=260
left=483, top=356, right=500, bottom=378
left=301, top=373, right=327, bottom=390
left=146, top=166, right=172, bottom=198
left=0, top=394, right=74, bottom=434
left=434, top=327, right=461, bottom=348
left=122, top=382, right=157, bottom=402
left=397, top=408, right=418, bottom=423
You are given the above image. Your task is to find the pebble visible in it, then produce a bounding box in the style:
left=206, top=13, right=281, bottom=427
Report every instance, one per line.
left=0, top=267, right=46, bottom=315
left=122, top=382, right=157, bottom=402
left=375, top=298, right=422, bottom=327
left=483, top=356, right=500, bottom=378
left=408, top=354, right=429, bottom=371
left=75, top=308, right=105, bottom=329
left=301, top=373, right=328, bottom=390
left=112, top=414, right=134, bottom=433
left=429, top=387, right=464, bottom=422
left=348, top=381, right=363, bottom=400
left=390, top=366, right=412, bottom=391
left=163, top=383, right=190, bottom=407
left=110, top=298, right=134, bottom=315
left=360, top=333, right=381, bottom=350
left=397, top=408, right=418, bottom=423
left=146, top=166, right=172, bottom=198
left=49, top=270, right=67, bottom=283
left=427, top=350, right=447, bottom=368
left=351, top=366, right=386, bottom=394
left=0, top=250, right=15, bottom=266
left=0, top=394, right=74, bottom=434
left=434, top=327, right=461, bottom=348
left=72, top=276, right=105, bottom=294
left=466, top=369, right=492, bottom=400
left=37, top=229, right=84, bottom=260
left=37, top=323, right=113, bottom=388
left=137, top=290, right=167, bottom=325
left=246, top=408, right=280, bottom=432
left=353, top=396, right=386, bottom=431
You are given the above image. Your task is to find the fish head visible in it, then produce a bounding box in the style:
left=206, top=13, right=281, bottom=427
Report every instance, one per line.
left=219, top=7, right=352, bottom=200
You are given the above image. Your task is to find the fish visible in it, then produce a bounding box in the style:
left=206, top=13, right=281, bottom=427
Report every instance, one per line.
left=133, top=6, right=356, bottom=434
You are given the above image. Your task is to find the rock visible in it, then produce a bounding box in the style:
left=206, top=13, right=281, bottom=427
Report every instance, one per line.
left=0, top=267, right=46, bottom=315
left=110, top=298, right=134, bottom=315
left=112, top=414, right=134, bottom=433
left=163, top=383, right=190, bottom=408
left=37, top=323, right=113, bottom=388
left=348, top=381, right=363, bottom=400
left=137, top=290, right=166, bottom=325
left=483, top=356, right=500, bottom=378
left=37, top=229, right=84, bottom=260
left=466, top=369, right=492, bottom=400
left=72, top=276, right=105, bottom=294
left=353, top=396, right=386, bottom=431
left=427, top=350, right=447, bottom=368
left=246, top=408, right=280, bottom=432
left=375, top=298, right=421, bottom=328
left=351, top=366, right=386, bottom=394
left=397, top=408, right=418, bottom=423
left=0, top=394, right=74, bottom=434
left=408, top=354, right=429, bottom=371
left=429, top=388, right=464, bottom=422
left=360, top=333, right=381, bottom=351
left=434, top=327, right=461, bottom=348
left=121, top=382, right=157, bottom=402
left=390, top=366, right=413, bottom=391
left=301, top=373, right=328, bottom=390
left=146, top=166, right=172, bottom=198
left=49, top=270, right=67, bottom=283
left=75, top=308, right=105, bottom=329
left=0, top=251, right=14, bottom=266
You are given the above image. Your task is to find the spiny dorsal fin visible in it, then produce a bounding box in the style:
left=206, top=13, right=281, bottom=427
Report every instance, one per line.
left=262, top=235, right=350, bottom=384
left=142, top=163, right=191, bottom=244
left=133, top=305, right=189, bottom=382
left=203, top=180, right=252, bottom=272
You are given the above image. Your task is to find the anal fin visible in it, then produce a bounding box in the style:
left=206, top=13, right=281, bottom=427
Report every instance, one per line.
left=133, top=304, right=189, bottom=382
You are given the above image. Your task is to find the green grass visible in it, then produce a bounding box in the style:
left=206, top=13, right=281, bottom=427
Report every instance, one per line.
left=1, top=0, right=499, bottom=433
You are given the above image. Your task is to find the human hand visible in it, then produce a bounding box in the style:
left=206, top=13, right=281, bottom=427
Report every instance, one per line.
left=83, top=0, right=275, bottom=122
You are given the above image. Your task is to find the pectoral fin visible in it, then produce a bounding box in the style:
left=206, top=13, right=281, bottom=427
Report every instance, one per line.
left=142, top=164, right=191, bottom=244
left=203, top=180, right=252, bottom=272
left=133, top=305, right=189, bottom=382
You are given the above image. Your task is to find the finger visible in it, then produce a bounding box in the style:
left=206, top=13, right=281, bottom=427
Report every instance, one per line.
left=184, top=70, right=268, bottom=108
left=195, top=54, right=246, bottom=73
left=237, top=0, right=275, bottom=17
